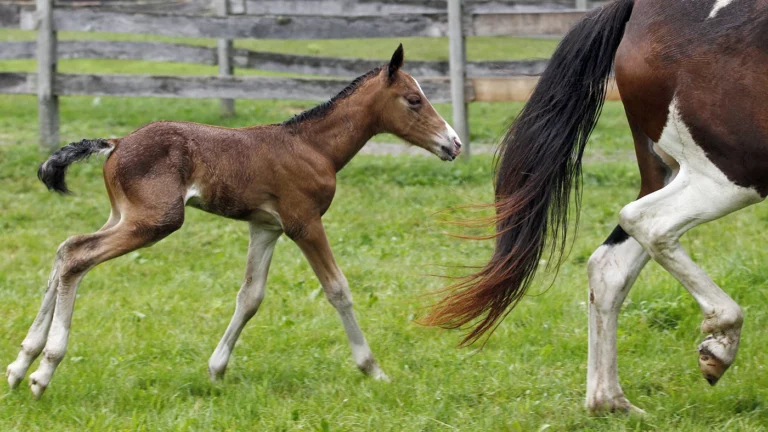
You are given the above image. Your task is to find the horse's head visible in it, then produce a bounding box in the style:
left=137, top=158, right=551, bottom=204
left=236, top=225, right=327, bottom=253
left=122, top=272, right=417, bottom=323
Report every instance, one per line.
left=371, top=44, right=462, bottom=161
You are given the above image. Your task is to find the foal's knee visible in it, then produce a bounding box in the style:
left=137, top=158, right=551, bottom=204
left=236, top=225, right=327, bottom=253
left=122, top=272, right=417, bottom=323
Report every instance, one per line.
left=237, top=281, right=265, bottom=318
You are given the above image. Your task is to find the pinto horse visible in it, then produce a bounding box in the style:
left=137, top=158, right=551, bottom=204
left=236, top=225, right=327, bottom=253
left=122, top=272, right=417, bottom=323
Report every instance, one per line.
left=427, top=0, right=767, bottom=413
left=6, top=45, right=462, bottom=398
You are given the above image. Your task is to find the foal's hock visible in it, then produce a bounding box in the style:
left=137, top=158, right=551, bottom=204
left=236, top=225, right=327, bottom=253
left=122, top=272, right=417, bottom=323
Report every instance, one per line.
left=6, top=45, right=462, bottom=398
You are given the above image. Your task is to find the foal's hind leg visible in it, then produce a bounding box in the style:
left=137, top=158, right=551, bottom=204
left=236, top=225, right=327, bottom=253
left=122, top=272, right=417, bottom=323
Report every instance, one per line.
left=208, top=224, right=282, bottom=380
left=619, top=106, right=764, bottom=385
left=292, top=218, right=388, bottom=381
left=25, top=202, right=184, bottom=398
left=6, top=208, right=122, bottom=389
left=6, top=261, right=61, bottom=389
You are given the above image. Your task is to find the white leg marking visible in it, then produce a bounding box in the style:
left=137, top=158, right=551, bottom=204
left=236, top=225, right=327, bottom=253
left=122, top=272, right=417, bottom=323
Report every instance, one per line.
left=619, top=99, right=763, bottom=384
left=28, top=269, right=88, bottom=398
left=208, top=225, right=281, bottom=380
left=586, top=237, right=649, bottom=413
left=708, top=0, right=736, bottom=18
left=324, top=274, right=388, bottom=381
left=6, top=262, right=60, bottom=389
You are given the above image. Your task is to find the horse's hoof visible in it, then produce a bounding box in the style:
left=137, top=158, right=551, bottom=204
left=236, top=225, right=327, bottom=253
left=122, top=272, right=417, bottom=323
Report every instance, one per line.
left=28, top=373, right=47, bottom=399
left=6, top=365, right=23, bottom=389
left=372, top=369, right=390, bottom=383
left=698, top=346, right=728, bottom=386
left=208, top=366, right=225, bottom=382
left=587, top=397, right=645, bottom=415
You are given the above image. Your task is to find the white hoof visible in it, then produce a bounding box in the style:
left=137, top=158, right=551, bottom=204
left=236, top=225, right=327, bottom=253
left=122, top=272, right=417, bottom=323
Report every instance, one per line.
left=28, top=372, right=48, bottom=399
left=208, top=366, right=226, bottom=382
left=372, top=369, right=390, bottom=383
left=587, top=396, right=645, bottom=415
left=6, top=365, right=24, bottom=389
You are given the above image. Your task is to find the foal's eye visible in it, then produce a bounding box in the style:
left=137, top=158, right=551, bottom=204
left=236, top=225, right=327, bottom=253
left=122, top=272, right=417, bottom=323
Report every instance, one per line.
left=406, top=96, right=422, bottom=107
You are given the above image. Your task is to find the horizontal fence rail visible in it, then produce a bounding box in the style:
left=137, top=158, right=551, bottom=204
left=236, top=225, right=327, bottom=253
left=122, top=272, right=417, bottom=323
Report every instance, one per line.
left=0, top=41, right=550, bottom=77
left=0, top=72, right=621, bottom=102
left=0, top=72, right=460, bottom=101
left=19, top=9, right=587, bottom=38
left=242, top=0, right=582, bottom=15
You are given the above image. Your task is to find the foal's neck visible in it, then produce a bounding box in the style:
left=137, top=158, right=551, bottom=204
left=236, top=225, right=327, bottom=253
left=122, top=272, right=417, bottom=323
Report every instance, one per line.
left=288, top=93, right=380, bottom=172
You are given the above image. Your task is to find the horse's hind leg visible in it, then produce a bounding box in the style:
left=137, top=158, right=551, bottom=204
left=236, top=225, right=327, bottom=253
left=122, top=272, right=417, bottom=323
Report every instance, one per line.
left=6, top=181, right=125, bottom=389
left=24, top=198, right=184, bottom=398
left=6, top=209, right=121, bottom=390
left=6, top=261, right=61, bottom=389
left=586, top=120, right=674, bottom=414
left=208, top=224, right=282, bottom=380
left=619, top=102, right=764, bottom=386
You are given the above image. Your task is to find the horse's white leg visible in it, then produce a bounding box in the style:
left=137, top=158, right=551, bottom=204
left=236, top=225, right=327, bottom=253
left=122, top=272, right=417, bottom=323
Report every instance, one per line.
left=6, top=261, right=60, bottom=389
left=294, top=219, right=388, bottom=381
left=586, top=227, right=650, bottom=413
left=208, top=225, right=281, bottom=380
left=619, top=101, right=764, bottom=385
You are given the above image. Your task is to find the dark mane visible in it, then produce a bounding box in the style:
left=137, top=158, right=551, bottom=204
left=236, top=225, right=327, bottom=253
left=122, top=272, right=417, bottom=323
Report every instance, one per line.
left=282, top=66, right=383, bottom=127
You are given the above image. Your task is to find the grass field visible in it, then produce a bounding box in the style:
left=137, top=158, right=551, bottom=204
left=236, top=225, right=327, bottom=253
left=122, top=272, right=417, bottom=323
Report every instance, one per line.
left=1, top=30, right=768, bottom=431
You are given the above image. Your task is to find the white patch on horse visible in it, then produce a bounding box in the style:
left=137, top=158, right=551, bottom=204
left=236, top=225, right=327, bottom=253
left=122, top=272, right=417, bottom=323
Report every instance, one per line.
left=708, top=0, right=736, bottom=18
left=184, top=185, right=200, bottom=204
left=618, top=98, right=763, bottom=386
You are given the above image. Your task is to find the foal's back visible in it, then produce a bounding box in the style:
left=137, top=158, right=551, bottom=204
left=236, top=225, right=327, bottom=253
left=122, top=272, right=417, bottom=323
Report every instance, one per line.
left=105, top=121, right=332, bottom=224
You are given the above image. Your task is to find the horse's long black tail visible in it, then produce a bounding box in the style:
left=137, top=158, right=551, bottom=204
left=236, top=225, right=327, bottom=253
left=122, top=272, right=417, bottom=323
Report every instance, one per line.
left=38, top=139, right=114, bottom=194
left=425, top=0, right=635, bottom=345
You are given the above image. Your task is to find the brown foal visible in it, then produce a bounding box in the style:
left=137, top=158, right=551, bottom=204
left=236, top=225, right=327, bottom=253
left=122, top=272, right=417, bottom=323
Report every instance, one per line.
left=6, top=44, right=462, bottom=398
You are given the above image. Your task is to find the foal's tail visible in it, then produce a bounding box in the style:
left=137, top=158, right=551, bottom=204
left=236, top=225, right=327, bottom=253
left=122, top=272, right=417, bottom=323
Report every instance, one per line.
left=38, top=138, right=115, bottom=194
left=424, top=0, right=635, bottom=345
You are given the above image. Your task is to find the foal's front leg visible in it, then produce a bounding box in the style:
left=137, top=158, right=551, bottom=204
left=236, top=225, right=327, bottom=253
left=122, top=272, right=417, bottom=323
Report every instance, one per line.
left=208, top=225, right=282, bottom=380
left=293, top=219, right=388, bottom=381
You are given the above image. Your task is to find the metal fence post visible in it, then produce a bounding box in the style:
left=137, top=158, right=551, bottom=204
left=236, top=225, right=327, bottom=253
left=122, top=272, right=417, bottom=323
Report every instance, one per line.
left=216, top=0, right=235, bottom=117
left=575, top=0, right=588, bottom=10
left=448, top=0, right=469, bottom=159
left=37, top=0, right=59, bottom=150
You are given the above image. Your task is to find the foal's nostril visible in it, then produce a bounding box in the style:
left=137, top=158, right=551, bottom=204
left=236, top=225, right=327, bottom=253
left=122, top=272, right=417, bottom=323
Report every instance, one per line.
left=453, top=137, right=462, bottom=149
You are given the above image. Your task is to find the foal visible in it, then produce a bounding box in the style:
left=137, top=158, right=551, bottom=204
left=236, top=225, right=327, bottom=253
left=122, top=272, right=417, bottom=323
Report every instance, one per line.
left=426, top=0, right=767, bottom=413
left=6, top=44, right=462, bottom=398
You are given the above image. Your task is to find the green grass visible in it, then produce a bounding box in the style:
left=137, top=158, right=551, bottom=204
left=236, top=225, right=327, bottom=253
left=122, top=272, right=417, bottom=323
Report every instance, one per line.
left=1, top=30, right=768, bottom=432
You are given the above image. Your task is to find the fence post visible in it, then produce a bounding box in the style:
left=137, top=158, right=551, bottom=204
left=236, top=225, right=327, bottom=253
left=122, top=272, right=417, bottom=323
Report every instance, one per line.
left=575, top=0, right=588, bottom=10
left=216, top=0, right=235, bottom=117
left=447, top=0, right=469, bottom=159
left=37, top=0, right=58, bottom=150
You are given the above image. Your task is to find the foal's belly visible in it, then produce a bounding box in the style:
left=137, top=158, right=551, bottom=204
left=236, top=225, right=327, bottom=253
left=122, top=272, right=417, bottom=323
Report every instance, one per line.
left=184, top=184, right=284, bottom=230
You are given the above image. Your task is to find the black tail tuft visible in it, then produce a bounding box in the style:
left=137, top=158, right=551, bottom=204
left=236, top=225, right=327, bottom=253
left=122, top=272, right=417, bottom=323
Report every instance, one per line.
left=38, top=139, right=113, bottom=194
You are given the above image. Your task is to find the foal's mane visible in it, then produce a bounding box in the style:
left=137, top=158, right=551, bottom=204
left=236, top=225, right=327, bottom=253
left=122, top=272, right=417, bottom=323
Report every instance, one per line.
left=282, top=66, right=384, bottom=127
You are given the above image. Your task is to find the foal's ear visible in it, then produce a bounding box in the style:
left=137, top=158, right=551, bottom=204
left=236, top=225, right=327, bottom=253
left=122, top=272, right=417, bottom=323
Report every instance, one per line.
left=388, top=43, right=404, bottom=81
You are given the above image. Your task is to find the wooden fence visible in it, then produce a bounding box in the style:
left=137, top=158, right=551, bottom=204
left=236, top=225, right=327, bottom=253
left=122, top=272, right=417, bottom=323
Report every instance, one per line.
left=0, top=0, right=617, bottom=153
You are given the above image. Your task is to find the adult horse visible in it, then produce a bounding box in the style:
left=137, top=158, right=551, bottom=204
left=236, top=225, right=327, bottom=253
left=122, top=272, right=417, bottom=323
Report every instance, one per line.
left=427, top=0, right=767, bottom=413
left=6, top=45, right=462, bottom=398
